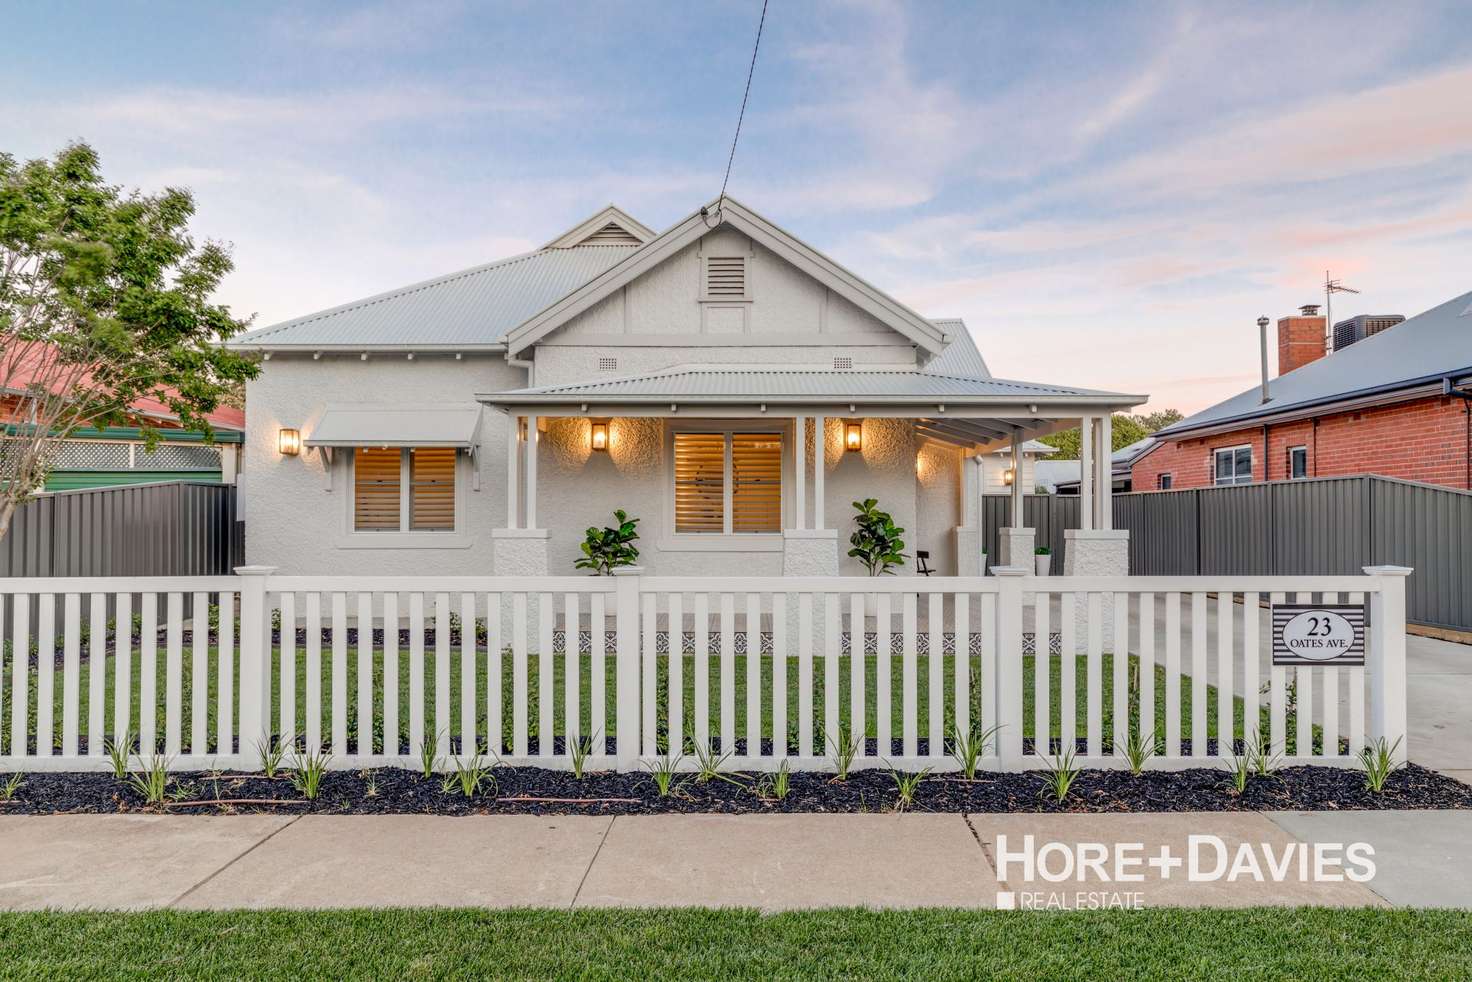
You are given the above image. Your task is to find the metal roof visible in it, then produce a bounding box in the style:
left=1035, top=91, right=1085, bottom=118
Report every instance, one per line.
left=229, top=246, right=639, bottom=349
left=925, top=320, right=990, bottom=377
left=480, top=367, right=1139, bottom=405
left=304, top=403, right=483, bottom=448
left=1159, top=287, right=1472, bottom=437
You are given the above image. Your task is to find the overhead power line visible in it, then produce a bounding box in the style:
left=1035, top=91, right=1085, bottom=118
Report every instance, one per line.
left=711, top=0, right=770, bottom=222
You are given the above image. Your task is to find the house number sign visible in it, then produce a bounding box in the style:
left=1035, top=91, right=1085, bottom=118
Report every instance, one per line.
left=1271, top=603, right=1366, bottom=666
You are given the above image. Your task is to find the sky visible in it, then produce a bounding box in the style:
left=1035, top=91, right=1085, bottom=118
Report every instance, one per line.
left=5, top=0, right=1472, bottom=413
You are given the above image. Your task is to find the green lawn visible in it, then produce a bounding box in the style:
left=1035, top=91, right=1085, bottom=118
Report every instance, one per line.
left=2, top=643, right=1310, bottom=758
left=0, top=908, right=1466, bottom=979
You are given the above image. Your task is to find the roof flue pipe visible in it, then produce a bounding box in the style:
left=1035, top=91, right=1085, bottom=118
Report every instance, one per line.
left=1257, top=316, right=1271, bottom=403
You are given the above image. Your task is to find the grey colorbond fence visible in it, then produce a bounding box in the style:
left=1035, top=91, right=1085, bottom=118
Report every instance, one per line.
left=987, top=475, right=1472, bottom=633
left=1, top=481, right=243, bottom=627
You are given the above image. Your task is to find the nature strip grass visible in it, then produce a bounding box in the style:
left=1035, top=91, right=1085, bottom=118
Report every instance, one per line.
left=0, top=908, right=1468, bottom=980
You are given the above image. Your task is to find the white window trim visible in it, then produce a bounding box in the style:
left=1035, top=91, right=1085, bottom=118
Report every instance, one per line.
left=1212, top=444, right=1254, bottom=486
left=660, top=421, right=789, bottom=552
left=1157, top=472, right=1174, bottom=490
left=1287, top=445, right=1309, bottom=480
left=337, top=447, right=471, bottom=549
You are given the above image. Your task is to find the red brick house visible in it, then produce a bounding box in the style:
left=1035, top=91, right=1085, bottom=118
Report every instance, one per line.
left=1134, top=289, right=1472, bottom=491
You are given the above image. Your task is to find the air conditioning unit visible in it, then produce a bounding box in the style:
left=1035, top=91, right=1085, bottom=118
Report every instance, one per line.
left=1332, top=314, right=1405, bottom=351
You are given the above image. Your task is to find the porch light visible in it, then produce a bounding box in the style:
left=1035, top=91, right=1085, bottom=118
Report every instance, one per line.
left=590, top=420, right=609, bottom=452
left=1002, top=467, right=1015, bottom=486
left=278, top=427, right=301, bottom=456
left=845, top=421, right=862, bottom=452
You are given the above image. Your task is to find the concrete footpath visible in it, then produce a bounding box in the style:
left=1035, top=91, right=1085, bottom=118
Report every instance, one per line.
left=2, top=810, right=1469, bottom=912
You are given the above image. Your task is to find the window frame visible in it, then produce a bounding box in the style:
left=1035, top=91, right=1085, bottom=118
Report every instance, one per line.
left=1157, top=473, right=1173, bottom=490
left=1212, top=445, right=1254, bottom=486
left=1287, top=445, right=1309, bottom=480
left=341, top=446, right=470, bottom=549
left=664, top=422, right=789, bottom=551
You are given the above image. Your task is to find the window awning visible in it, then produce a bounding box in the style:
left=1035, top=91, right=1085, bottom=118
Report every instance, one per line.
left=304, top=404, right=483, bottom=449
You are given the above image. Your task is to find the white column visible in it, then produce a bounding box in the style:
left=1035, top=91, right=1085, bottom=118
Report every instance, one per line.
left=1096, top=413, right=1113, bottom=530
left=506, top=416, right=521, bottom=528
left=812, top=415, right=825, bottom=529
left=1078, top=415, right=1094, bottom=532
left=1009, top=427, right=1025, bottom=528
left=793, top=415, right=807, bottom=530
left=525, top=413, right=539, bottom=529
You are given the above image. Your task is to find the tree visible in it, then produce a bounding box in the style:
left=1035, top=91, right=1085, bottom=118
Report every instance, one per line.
left=0, top=143, right=257, bottom=539
left=1039, top=409, right=1184, bottom=459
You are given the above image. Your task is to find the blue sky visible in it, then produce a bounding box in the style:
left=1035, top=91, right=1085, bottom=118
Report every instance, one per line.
left=6, top=0, right=1472, bottom=411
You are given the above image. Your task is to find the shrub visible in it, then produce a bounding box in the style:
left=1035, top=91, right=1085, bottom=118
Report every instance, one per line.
left=847, top=498, right=905, bottom=576
left=1360, top=737, right=1403, bottom=793
left=575, top=510, right=641, bottom=575
left=1040, top=748, right=1079, bottom=803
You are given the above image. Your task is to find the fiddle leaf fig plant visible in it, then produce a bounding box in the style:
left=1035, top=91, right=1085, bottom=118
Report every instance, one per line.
left=847, top=498, right=906, bottom=576
left=575, top=509, right=640, bottom=575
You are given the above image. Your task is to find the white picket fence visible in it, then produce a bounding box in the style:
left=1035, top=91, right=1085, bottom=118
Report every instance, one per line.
left=0, top=566, right=1410, bottom=773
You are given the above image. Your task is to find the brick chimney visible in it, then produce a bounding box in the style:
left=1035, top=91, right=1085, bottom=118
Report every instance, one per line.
left=1278, top=304, right=1327, bottom=375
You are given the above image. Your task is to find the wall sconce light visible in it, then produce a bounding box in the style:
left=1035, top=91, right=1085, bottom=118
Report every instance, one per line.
left=590, top=420, right=609, bottom=452
left=278, top=427, right=301, bottom=456
left=845, top=420, right=862, bottom=452
left=1002, top=467, right=1016, bottom=486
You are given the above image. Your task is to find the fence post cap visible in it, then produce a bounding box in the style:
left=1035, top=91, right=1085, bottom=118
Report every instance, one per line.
left=610, top=565, right=645, bottom=577
left=989, top=565, right=1030, bottom=577
left=234, top=565, right=279, bottom=576
left=1363, top=565, right=1413, bottom=577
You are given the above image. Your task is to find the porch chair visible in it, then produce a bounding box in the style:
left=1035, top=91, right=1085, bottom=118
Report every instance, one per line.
left=914, top=550, right=934, bottom=576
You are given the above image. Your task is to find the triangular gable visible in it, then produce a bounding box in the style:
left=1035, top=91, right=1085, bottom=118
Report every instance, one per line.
left=542, top=205, right=656, bottom=249
left=506, top=196, right=950, bottom=357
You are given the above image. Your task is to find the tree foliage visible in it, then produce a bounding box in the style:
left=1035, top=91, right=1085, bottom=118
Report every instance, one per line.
left=575, top=509, right=641, bottom=575
left=0, top=142, right=258, bottom=538
left=1039, top=409, right=1184, bottom=459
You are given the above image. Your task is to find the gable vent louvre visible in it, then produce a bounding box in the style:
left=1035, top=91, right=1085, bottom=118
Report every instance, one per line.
left=582, top=222, right=642, bottom=245
left=705, top=256, right=747, bottom=299
left=598, top=356, right=618, bottom=372
left=832, top=356, right=853, bottom=370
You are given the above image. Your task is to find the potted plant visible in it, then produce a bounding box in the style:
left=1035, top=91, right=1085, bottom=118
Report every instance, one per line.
left=1034, top=545, right=1051, bottom=577
left=848, top=498, right=906, bottom=576
left=575, top=509, right=640, bottom=575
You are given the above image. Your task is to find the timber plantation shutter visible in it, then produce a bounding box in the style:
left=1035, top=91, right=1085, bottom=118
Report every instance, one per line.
left=354, top=447, right=401, bottom=531
left=410, top=448, right=456, bottom=530
left=674, top=433, right=725, bottom=533
left=731, top=434, right=782, bottom=532
left=674, top=431, right=782, bottom=533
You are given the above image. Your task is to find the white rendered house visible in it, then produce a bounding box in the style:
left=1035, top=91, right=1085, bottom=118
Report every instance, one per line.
left=231, top=199, right=1141, bottom=579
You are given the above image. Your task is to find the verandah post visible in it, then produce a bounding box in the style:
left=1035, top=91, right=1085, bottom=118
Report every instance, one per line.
left=992, top=566, right=1028, bottom=769
left=1365, top=565, right=1412, bottom=764
left=613, top=566, right=643, bottom=771
left=235, top=565, right=277, bottom=763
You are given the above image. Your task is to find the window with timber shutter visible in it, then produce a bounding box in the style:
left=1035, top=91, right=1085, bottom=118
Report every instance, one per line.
left=673, top=430, right=782, bottom=534
left=354, top=447, right=457, bottom=532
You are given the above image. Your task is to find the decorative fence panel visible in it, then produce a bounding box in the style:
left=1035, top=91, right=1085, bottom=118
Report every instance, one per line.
left=0, top=568, right=1410, bottom=775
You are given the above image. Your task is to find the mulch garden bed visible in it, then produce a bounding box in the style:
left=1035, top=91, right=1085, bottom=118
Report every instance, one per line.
left=2, top=763, right=1468, bottom=816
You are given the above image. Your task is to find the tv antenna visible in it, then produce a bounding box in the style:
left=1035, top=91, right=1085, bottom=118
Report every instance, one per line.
left=1324, top=271, right=1360, bottom=352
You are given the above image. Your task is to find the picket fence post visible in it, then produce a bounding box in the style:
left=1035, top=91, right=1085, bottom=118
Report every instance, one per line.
left=1364, top=565, right=1412, bottom=764
left=235, top=565, right=277, bottom=763
left=612, top=566, right=643, bottom=772
left=992, top=566, right=1028, bottom=770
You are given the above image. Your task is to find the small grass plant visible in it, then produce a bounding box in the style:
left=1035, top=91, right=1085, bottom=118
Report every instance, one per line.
left=1247, top=733, right=1283, bottom=779
left=948, top=723, right=1001, bottom=780
left=645, top=755, right=683, bottom=797
left=756, top=760, right=791, bottom=802
left=289, top=749, right=332, bottom=800
left=104, top=731, right=136, bottom=780
left=1, top=772, right=23, bottom=802
left=1040, top=747, right=1079, bottom=804
left=889, top=765, right=931, bottom=811
left=1359, top=737, right=1403, bottom=793
left=828, top=732, right=861, bottom=781
left=569, top=731, right=599, bottom=780
left=691, top=742, right=745, bottom=788
left=442, top=753, right=495, bottom=798
left=126, top=754, right=174, bottom=805
left=419, top=730, right=443, bottom=778
left=1121, top=728, right=1156, bottom=777
left=1223, top=747, right=1251, bottom=795
left=256, top=735, right=290, bottom=778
